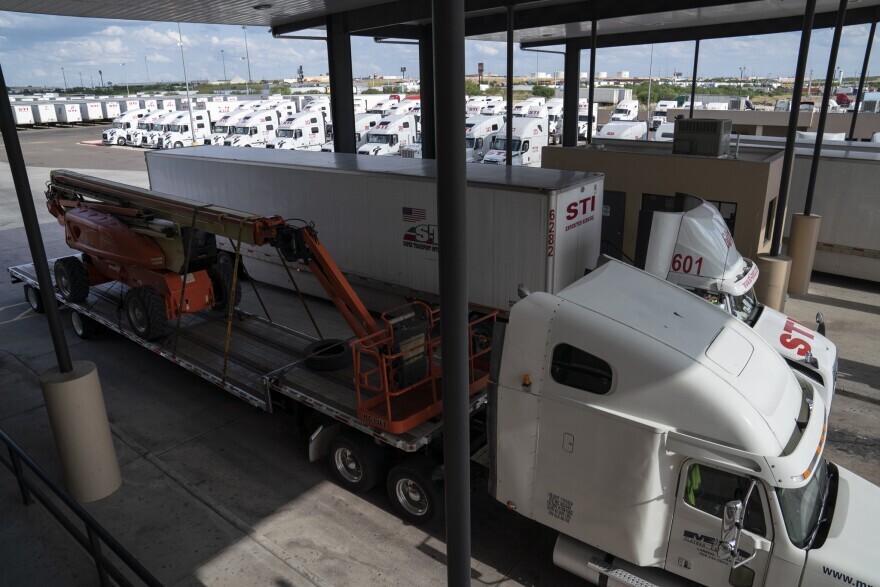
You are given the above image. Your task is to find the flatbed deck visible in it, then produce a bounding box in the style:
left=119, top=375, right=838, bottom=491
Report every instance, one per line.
left=8, top=259, right=484, bottom=452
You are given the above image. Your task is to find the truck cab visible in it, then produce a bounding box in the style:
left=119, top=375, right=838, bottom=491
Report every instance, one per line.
left=494, top=259, right=879, bottom=587
left=480, top=102, right=507, bottom=117
left=596, top=120, right=647, bottom=141
left=102, top=108, right=151, bottom=145
left=576, top=100, right=598, bottom=139
left=125, top=111, right=166, bottom=147
left=652, top=99, right=679, bottom=130
left=320, top=112, right=381, bottom=152
left=611, top=99, right=640, bottom=121
left=357, top=114, right=416, bottom=156
left=159, top=111, right=213, bottom=148
left=223, top=110, right=279, bottom=147
left=142, top=111, right=181, bottom=149
left=546, top=98, right=564, bottom=144
left=207, top=110, right=250, bottom=145
left=637, top=195, right=838, bottom=405
left=265, top=112, right=326, bottom=150
left=368, top=99, right=400, bottom=116
left=465, top=115, right=503, bottom=163
left=482, top=117, right=547, bottom=167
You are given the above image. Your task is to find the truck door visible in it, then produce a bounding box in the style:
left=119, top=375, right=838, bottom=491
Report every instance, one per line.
left=666, top=461, right=773, bottom=586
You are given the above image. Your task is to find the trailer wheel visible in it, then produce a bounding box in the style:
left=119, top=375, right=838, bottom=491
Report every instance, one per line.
left=328, top=433, right=387, bottom=492
left=174, top=141, right=183, bottom=149
left=116, top=137, right=125, bottom=146
left=304, top=339, right=352, bottom=371
left=125, top=286, right=169, bottom=341
left=23, top=284, right=44, bottom=313
left=208, top=265, right=242, bottom=311
left=70, top=310, right=100, bottom=340
left=54, top=257, right=90, bottom=303
left=386, top=457, right=443, bottom=525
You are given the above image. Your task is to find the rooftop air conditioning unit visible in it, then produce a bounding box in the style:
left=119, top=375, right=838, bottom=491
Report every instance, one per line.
left=673, top=118, right=732, bottom=157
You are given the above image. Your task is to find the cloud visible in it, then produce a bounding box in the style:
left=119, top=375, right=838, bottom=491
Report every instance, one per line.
left=130, top=27, right=190, bottom=47
left=474, top=42, right=501, bottom=57
left=98, top=26, right=125, bottom=36
left=147, top=53, right=172, bottom=64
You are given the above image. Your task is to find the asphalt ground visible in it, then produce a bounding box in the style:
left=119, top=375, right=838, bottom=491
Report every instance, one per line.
left=0, top=124, right=878, bottom=585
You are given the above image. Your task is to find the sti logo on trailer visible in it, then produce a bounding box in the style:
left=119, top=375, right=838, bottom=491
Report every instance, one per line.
left=401, top=207, right=438, bottom=253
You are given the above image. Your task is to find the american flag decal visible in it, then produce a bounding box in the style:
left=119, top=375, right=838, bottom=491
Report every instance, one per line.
left=402, top=207, right=426, bottom=222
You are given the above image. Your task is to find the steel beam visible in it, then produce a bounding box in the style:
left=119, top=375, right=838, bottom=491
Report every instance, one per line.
left=326, top=14, right=356, bottom=154
left=805, top=0, right=848, bottom=216
left=562, top=40, right=580, bottom=147
left=432, top=0, right=471, bottom=584
left=418, top=25, right=436, bottom=159
left=587, top=19, right=597, bottom=144
left=849, top=21, right=876, bottom=140
left=771, top=0, right=818, bottom=256
left=0, top=65, right=73, bottom=373
left=506, top=5, right=514, bottom=166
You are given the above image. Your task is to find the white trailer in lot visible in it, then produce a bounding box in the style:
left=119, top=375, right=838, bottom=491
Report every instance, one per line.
left=100, top=100, right=122, bottom=120
left=77, top=101, right=104, bottom=121
left=55, top=102, right=83, bottom=123
left=33, top=103, right=58, bottom=125
left=10, top=103, right=35, bottom=126
left=146, top=149, right=604, bottom=312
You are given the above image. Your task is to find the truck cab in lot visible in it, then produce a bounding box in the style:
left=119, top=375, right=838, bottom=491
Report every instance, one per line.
left=464, top=114, right=502, bottom=162
left=142, top=111, right=181, bottom=149
left=266, top=112, right=326, bottom=150
left=356, top=114, right=417, bottom=155
left=158, top=111, right=213, bottom=148
left=481, top=116, right=547, bottom=166
left=223, top=109, right=279, bottom=147
left=495, top=259, right=879, bottom=587
left=320, top=112, right=381, bottom=152
left=207, top=110, right=250, bottom=145
left=102, top=108, right=151, bottom=145
left=125, top=110, right=166, bottom=147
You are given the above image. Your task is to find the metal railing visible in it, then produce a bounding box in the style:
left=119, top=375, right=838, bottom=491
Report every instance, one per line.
left=0, top=427, right=161, bottom=586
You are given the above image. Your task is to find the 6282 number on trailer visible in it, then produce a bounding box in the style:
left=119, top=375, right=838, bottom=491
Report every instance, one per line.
left=671, top=253, right=703, bottom=276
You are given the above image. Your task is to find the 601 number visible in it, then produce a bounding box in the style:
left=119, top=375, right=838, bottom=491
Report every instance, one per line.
left=671, top=253, right=703, bottom=275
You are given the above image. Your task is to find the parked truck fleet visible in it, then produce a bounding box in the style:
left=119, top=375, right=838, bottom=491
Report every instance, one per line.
left=10, top=148, right=877, bottom=587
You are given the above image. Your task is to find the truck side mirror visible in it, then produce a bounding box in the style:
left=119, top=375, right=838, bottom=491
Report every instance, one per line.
left=718, top=500, right=743, bottom=562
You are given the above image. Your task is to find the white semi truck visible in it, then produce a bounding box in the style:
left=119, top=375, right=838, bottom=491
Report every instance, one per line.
left=319, top=112, right=381, bottom=152
left=13, top=166, right=878, bottom=586
left=266, top=111, right=327, bottom=150
left=153, top=111, right=213, bottom=149
left=207, top=110, right=252, bottom=145
left=222, top=109, right=279, bottom=147
left=464, top=114, right=503, bottom=162
left=101, top=108, right=151, bottom=145
left=481, top=116, right=547, bottom=167
left=357, top=114, right=417, bottom=155
left=611, top=99, right=640, bottom=121
left=125, top=110, right=167, bottom=147
left=142, top=111, right=181, bottom=149
left=637, top=195, right=838, bottom=403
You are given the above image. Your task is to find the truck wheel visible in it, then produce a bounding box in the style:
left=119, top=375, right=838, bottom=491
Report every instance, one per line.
left=217, top=250, right=248, bottom=280
left=125, top=286, right=169, bottom=341
left=208, top=265, right=242, bottom=311
left=328, top=433, right=387, bottom=492
left=304, top=339, right=352, bottom=371
left=174, top=141, right=183, bottom=149
left=116, top=137, right=125, bottom=146
left=386, top=457, right=443, bottom=525
left=23, top=284, right=44, bottom=313
left=54, top=257, right=90, bottom=303
left=70, top=310, right=100, bottom=340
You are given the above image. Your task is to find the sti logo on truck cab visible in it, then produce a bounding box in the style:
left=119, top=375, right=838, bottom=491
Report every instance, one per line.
left=780, top=316, right=814, bottom=357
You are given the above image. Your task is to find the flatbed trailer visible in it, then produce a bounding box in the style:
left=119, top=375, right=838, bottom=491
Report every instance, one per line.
left=8, top=260, right=485, bottom=454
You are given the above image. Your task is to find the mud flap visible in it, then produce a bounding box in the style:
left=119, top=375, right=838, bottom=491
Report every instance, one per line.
left=308, top=423, right=340, bottom=463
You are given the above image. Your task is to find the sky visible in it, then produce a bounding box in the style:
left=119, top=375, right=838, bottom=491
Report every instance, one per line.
left=0, top=11, right=878, bottom=89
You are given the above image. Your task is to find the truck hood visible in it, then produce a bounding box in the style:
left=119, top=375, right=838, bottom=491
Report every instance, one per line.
left=482, top=150, right=521, bottom=165
left=358, top=144, right=392, bottom=155
left=752, top=306, right=837, bottom=403
left=268, top=139, right=294, bottom=149
left=225, top=135, right=249, bottom=146
left=801, top=466, right=880, bottom=587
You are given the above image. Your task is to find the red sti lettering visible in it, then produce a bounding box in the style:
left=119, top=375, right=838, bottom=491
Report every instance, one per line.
left=722, top=229, right=734, bottom=248
left=566, top=196, right=596, bottom=221
left=779, top=317, right=814, bottom=357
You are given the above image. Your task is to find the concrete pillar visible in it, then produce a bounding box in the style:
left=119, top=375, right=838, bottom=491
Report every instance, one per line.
left=40, top=361, right=121, bottom=502
left=755, top=254, right=792, bottom=312
left=787, top=214, right=822, bottom=295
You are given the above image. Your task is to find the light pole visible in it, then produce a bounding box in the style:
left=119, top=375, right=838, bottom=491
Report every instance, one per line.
left=739, top=66, right=746, bottom=83
left=177, top=23, right=196, bottom=145
left=220, top=49, right=227, bottom=86
left=121, top=62, right=129, bottom=95
left=61, top=67, right=67, bottom=92
left=98, top=69, right=104, bottom=89
left=78, top=72, right=83, bottom=90
left=90, top=75, right=94, bottom=89
left=242, top=25, right=252, bottom=96
left=145, top=56, right=150, bottom=84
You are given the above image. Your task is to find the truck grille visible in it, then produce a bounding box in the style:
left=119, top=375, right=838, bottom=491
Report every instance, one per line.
left=265, top=144, right=275, bottom=149
left=157, top=138, right=164, bottom=148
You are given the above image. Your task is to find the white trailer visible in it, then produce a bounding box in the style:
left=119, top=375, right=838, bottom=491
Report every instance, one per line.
left=481, top=116, right=548, bottom=167
left=11, top=104, right=35, bottom=126
left=120, top=99, right=142, bottom=113
left=596, top=120, right=647, bottom=141
left=77, top=101, right=104, bottom=122
left=100, top=100, right=122, bottom=121
left=146, top=149, right=604, bottom=311
left=33, top=103, right=58, bottom=125
left=55, top=103, right=83, bottom=124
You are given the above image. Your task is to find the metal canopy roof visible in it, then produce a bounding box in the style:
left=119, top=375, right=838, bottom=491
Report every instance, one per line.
left=1, top=0, right=877, bottom=48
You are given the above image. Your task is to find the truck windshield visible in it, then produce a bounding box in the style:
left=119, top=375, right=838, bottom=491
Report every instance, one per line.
left=276, top=129, right=294, bottom=138
left=149, top=123, right=163, bottom=131
left=213, top=125, right=228, bottom=134
left=170, top=124, right=184, bottom=132
left=137, top=122, right=149, bottom=130
left=653, top=111, right=666, bottom=117
left=492, top=138, right=521, bottom=151
left=614, top=108, right=629, bottom=114
left=578, top=115, right=590, bottom=122
left=776, top=460, right=831, bottom=549
left=730, top=289, right=759, bottom=324
left=465, top=137, right=476, bottom=149
left=368, top=134, right=396, bottom=145
left=112, top=122, right=126, bottom=129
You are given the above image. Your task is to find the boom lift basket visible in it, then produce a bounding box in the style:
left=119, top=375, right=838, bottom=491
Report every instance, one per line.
left=352, top=303, right=497, bottom=434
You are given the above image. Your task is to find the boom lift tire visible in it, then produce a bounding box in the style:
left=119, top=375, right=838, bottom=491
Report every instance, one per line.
left=304, top=339, right=352, bottom=371
left=386, top=456, right=443, bottom=526
left=328, top=433, right=387, bottom=492
left=208, top=264, right=242, bottom=311
left=70, top=310, right=100, bottom=340
left=23, top=284, right=44, bottom=313
left=54, top=257, right=90, bottom=303
left=125, top=286, right=169, bottom=341
left=217, top=250, right=248, bottom=281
